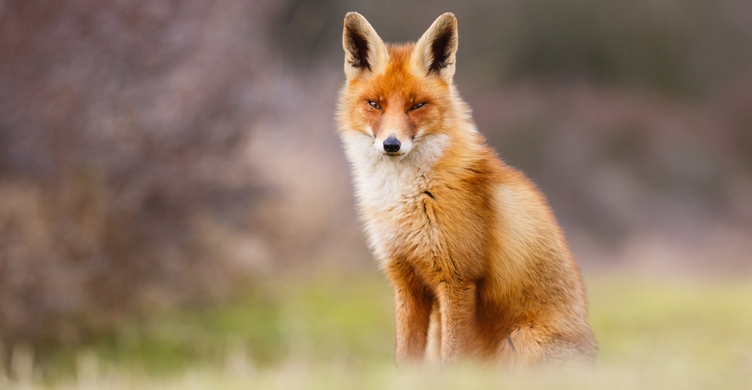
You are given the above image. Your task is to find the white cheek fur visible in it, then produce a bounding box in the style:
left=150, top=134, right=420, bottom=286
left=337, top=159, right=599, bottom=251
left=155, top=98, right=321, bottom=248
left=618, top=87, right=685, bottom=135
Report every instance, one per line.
left=342, top=131, right=449, bottom=210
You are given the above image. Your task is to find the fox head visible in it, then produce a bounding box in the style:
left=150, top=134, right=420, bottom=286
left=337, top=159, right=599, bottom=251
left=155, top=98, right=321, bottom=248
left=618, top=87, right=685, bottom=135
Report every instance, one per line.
left=338, top=12, right=468, bottom=160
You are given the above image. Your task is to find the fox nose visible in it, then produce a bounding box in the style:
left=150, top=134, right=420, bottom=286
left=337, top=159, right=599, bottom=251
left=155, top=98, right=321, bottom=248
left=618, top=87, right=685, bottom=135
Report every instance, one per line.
left=383, top=136, right=401, bottom=153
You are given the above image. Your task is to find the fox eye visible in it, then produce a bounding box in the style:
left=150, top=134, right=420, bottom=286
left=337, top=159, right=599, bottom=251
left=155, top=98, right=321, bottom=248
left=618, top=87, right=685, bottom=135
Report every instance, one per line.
left=367, top=100, right=381, bottom=110
left=411, top=102, right=426, bottom=111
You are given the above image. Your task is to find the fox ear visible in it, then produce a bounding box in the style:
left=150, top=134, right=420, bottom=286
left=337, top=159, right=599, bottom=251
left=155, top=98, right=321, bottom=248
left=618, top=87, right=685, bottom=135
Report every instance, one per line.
left=342, top=12, right=388, bottom=81
left=413, top=13, right=458, bottom=82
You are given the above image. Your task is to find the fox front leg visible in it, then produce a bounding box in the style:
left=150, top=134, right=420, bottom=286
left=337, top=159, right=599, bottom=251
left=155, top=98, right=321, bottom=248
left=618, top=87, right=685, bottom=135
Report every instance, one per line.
left=391, top=273, right=433, bottom=366
left=437, top=282, right=477, bottom=362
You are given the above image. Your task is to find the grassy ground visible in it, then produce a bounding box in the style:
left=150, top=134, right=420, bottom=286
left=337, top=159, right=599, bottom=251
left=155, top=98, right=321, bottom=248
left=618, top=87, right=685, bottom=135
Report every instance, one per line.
left=2, top=272, right=752, bottom=389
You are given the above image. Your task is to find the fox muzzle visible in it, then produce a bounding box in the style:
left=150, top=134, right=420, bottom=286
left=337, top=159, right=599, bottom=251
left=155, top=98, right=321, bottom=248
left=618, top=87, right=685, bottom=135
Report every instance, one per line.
left=383, top=136, right=401, bottom=153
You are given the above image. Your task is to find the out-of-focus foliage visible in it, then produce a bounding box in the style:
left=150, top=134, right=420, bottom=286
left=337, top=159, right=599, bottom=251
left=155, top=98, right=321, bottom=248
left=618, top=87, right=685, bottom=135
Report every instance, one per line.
left=0, top=0, right=283, bottom=355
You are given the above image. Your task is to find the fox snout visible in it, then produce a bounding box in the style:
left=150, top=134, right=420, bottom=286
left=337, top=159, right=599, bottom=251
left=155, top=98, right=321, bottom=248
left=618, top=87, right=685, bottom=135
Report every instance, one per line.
left=383, top=136, right=401, bottom=153
left=375, top=133, right=412, bottom=156
left=372, top=112, right=415, bottom=156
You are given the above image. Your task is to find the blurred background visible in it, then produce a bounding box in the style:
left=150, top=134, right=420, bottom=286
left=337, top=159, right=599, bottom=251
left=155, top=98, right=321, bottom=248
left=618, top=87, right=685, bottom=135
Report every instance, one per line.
left=1, top=0, right=751, bottom=387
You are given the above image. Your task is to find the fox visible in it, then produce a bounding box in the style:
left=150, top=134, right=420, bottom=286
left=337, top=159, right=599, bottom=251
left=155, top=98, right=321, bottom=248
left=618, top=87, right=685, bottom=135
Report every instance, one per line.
left=336, top=12, right=596, bottom=366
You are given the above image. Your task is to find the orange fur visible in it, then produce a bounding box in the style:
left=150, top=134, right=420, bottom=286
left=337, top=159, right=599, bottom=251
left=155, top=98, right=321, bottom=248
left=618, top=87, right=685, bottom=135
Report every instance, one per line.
left=337, top=12, right=596, bottom=366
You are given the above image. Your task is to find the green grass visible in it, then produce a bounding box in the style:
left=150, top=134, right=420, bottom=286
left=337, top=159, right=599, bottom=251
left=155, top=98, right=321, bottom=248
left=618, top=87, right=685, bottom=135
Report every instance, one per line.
left=3, top=273, right=752, bottom=389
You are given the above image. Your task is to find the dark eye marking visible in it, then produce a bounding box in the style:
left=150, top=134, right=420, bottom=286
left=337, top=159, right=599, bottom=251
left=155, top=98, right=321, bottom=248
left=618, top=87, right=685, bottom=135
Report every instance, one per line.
left=367, top=100, right=381, bottom=110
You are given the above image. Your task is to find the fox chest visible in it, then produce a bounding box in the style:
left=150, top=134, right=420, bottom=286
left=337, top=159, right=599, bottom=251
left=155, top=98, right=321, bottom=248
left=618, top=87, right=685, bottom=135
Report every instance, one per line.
left=356, top=177, right=486, bottom=278
left=360, top=190, right=441, bottom=264
left=353, top=167, right=431, bottom=251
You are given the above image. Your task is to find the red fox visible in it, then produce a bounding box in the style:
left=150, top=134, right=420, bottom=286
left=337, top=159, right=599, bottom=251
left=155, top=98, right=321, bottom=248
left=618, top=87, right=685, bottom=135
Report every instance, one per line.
left=337, top=12, right=596, bottom=366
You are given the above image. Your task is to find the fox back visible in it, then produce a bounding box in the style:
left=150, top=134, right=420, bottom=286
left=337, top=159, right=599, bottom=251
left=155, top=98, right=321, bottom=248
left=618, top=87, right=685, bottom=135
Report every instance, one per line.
left=337, top=12, right=596, bottom=366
